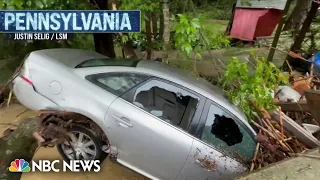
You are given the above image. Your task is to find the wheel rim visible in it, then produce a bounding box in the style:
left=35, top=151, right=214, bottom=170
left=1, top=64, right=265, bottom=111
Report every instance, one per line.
left=61, top=131, right=97, bottom=160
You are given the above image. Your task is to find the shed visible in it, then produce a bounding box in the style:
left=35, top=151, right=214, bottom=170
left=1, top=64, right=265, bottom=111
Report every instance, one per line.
left=230, top=0, right=287, bottom=41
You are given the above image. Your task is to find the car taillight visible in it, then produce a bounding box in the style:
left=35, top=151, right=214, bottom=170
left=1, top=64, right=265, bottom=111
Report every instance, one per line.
left=20, top=62, right=33, bottom=86
left=20, top=75, right=33, bottom=85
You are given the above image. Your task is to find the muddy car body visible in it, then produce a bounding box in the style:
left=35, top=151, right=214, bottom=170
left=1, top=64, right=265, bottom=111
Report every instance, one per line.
left=13, top=48, right=257, bottom=180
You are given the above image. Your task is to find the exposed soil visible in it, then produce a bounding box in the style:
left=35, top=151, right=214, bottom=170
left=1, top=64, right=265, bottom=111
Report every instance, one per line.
left=0, top=104, right=147, bottom=180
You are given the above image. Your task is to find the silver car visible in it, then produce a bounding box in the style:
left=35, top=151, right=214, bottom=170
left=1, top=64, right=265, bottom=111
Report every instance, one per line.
left=13, top=48, right=257, bottom=180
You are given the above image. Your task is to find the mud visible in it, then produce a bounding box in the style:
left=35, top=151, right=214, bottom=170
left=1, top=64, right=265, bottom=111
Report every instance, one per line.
left=0, top=104, right=147, bottom=180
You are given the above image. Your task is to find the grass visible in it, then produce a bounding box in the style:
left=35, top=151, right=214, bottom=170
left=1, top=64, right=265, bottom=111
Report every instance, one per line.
left=203, top=19, right=228, bottom=34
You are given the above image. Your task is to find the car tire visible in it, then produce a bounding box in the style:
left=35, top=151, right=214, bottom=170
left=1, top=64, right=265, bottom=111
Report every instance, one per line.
left=57, top=125, right=108, bottom=163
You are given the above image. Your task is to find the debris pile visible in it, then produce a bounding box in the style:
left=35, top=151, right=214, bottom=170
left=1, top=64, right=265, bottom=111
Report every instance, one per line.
left=250, top=106, right=309, bottom=171
left=251, top=55, right=320, bottom=171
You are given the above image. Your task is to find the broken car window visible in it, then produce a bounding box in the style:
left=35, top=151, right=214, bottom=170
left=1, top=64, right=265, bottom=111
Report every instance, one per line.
left=129, top=79, right=199, bottom=131
left=86, top=73, right=149, bottom=96
left=201, top=104, right=256, bottom=162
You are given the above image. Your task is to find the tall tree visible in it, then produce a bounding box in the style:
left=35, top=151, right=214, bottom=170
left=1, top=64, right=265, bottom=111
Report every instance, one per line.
left=111, top=1, right=138, bottom=59
left=283, top=1, right=320, bottom=70
left=152, top=12, right=158, bottom=37
left=162, top=0, right=170, bottom=63
left=159, top=8, right=165, bottom=39
left=267, top=0, right=293, bottom=62
left=146, top=12, right=153, bottom=59
left=90, top=0, right=116, bottom=58
left=283, top=0, right=312, bottom=33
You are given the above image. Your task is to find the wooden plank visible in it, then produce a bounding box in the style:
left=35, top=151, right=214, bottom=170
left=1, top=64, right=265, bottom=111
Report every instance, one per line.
left=271, top=111, right=320, bottom=148
left=274, top=101, right=309, bottom=112
left=305, top=90, right=320, bottom=125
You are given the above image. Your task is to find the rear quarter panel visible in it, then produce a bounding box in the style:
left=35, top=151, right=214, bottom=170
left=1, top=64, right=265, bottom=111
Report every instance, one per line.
left=27, top=53, right=119, bottom=153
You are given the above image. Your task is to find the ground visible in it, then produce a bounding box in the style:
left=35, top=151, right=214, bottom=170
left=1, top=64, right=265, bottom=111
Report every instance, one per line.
left=237, top=149, right=320, bottom=180
left=0, top=104, right=147, bottom=180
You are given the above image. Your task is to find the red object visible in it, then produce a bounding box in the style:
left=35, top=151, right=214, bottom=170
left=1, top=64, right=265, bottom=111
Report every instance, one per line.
left=20, top=75, right=33, bottom=86
left=230, top=9, right=282, bottom=41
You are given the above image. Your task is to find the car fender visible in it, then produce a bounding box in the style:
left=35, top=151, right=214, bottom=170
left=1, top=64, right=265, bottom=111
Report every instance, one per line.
left=39, top=107, right=118, bottom=155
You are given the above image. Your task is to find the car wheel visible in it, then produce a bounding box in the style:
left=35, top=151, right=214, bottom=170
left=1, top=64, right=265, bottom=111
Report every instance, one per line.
left=57, top=125, right=108, bottom=163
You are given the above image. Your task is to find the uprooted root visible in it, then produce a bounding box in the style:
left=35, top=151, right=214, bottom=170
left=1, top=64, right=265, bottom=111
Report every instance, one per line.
left=250, top=110, right=309, bottom=171
left=34, top=112, right=108, bottom=147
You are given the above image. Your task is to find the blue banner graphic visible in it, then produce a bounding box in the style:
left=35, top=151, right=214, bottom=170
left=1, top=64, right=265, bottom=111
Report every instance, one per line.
left=0, top=10, right=141, bottom=33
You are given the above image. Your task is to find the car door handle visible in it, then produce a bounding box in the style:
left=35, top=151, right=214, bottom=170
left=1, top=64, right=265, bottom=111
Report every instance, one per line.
left=112, top=115, right=133, bottom=128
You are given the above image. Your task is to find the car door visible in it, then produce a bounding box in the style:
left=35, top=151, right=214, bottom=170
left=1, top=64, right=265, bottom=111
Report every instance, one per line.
left=105, top=77, right=205, bottom=180
left=177, top=99, right=257, bottom=180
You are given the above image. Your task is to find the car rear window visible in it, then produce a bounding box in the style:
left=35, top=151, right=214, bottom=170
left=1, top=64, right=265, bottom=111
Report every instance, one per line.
left=86, top=72, right=149, bottom=96
left=76, top=58, right=141, bottom=68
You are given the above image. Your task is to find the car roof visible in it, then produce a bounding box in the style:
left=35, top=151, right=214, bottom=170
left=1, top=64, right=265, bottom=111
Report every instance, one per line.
left=137, top=60, right=225, bottom=97
left=30, top=48, right=107, bottom=68
left=29, top=49, right=232, bottom=107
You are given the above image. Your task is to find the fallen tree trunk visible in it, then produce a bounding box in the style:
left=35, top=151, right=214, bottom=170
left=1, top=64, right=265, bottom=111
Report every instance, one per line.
left=0, top=117, right=41, bottom=180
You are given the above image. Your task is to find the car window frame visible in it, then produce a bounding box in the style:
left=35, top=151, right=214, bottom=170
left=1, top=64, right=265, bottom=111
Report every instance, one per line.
left=85, top=72, right=150, bottom=97
left=120, top=76, right=206, bottom=136
left=195, top=98, right=257, bottom=163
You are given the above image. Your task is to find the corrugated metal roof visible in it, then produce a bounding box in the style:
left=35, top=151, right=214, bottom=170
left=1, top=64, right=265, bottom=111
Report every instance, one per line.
left=236, top=0, right=287, bottom=10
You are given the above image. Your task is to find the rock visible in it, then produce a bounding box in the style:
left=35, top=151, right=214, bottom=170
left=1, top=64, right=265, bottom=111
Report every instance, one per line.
left=0, top=118, right=41, bottom=180
left=275, top=86, right=302, bottom=102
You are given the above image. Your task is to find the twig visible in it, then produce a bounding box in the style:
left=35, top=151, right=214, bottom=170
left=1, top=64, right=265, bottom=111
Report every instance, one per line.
left=15, top=108, right=29, bottom=117
left=286, top=60, right=293, bottom=72
left=250, top=142, right=260, bottom=172
left=0, top=123, right=18, bottom=126
left=312, top=118, right=320, bottom=126
left=279, top=107, right=284, bottom=137
left=283, top=137, right=292, bottom=142
left=0, top=58, right=25, bottom=96
left=6, top=89, right=12, bottom=107
left=261, top=118, right=292, bottom=151
left=252, top=121, right=277, bottom=139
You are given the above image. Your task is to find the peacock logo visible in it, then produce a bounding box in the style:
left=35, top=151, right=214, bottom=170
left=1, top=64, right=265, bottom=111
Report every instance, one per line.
left=9, top=159, right=31, bottom=172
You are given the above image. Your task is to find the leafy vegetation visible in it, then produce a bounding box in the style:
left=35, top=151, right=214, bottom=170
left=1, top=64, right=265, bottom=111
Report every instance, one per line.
left=220, top=54, right=289, bottom=121
left=173, top=14, right=230, bottom=60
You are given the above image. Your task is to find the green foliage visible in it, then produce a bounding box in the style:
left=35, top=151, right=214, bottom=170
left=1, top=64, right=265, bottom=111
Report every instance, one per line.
left=173, top=14, right=230, bottom=59
left=113, top=32, right=163, bottom=51
left=197, top=9, right=232, bottom=20
left=201, top=28, right=231, bottom=49
left=220, top=54, right=289, bottom=121
left=173, top=14, right=202, bottom=58
left=193, top=1, right=234, bottom=20
left=0, top=0, right=90, bottom=10
left=121, top=0, right=160, bottom=12
left=240, top=0, right=252, bottom=6
left=120, top=0, right=160, bottom=27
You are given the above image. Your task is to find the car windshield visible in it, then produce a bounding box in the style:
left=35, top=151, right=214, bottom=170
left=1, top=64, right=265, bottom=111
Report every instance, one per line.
left=76, top=58, right=141, bottom=68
